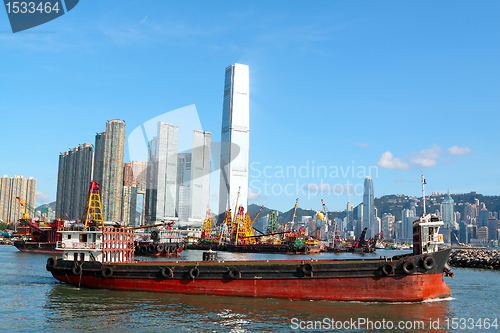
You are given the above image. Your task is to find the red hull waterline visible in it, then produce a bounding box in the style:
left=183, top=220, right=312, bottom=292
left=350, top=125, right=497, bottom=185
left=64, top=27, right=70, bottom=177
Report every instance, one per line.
left=52, top=272, right=450, bottom=302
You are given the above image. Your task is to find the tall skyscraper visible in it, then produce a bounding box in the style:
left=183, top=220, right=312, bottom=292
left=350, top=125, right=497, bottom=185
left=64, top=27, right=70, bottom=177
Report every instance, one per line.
left=346, top=201, right=354, bottom=231
left=219, top=63, right=250, bottom=216
left=145, top=122, right=179, bottom=222
left=190, top=130, right=211, bottom=221
left=93, top=119, right=126, bottom=222
left=0, top=175, right=36, bottom=224
left=56, top=143, right=94, bottom=220
left=442, top=193, right=455, bottom=228
left=176, top=153, right=192, bottom=221
left=362, top=177, right=376, bottom=238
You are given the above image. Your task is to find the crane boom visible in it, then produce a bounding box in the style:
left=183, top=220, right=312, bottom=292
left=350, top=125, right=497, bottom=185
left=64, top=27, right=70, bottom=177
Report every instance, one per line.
left=251, top=203, right=265, bottom=225
left=290, top=198, right=299, bottom=231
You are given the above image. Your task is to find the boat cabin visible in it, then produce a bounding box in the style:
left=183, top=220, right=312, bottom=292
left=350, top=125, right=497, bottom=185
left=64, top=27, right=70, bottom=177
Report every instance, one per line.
left=412, top=214, right=444, bottom=255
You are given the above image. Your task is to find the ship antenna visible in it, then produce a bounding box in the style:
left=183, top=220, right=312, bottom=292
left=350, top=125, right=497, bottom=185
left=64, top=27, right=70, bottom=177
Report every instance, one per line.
left=421, top=173, right=427, bottom=216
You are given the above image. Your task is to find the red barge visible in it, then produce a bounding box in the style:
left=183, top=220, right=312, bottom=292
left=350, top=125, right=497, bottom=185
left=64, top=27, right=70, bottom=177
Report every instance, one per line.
left=46, top=176, right=454, bottom=302
left=46, top=212, right=453, bottom=302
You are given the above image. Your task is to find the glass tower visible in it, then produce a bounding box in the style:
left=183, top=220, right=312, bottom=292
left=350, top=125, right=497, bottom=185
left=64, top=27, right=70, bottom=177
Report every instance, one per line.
left=219, top=63, right=250, bottom=216
left=363, top=177, right=376, bottom=238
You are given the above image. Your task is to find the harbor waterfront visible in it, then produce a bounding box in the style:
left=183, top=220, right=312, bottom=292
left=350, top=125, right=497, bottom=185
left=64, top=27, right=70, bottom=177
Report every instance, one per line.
left=1, top=245, right=499, bottom=332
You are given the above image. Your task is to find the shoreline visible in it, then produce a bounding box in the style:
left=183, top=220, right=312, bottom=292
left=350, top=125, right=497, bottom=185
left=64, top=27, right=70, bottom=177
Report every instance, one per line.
left=448, top=249, right=500, bottom=270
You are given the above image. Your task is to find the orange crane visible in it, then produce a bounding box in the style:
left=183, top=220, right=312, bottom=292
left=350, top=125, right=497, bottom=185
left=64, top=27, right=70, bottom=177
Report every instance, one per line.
left=290, top=198, right=299, bottom=231
left=16, top=197, right=33, bottom=220
left=80, top=181, right=104, bottom=229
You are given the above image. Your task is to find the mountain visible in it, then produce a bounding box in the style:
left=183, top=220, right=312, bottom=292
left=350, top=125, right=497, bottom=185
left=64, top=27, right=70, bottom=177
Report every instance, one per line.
left=35, top=201, right=56, bottom=212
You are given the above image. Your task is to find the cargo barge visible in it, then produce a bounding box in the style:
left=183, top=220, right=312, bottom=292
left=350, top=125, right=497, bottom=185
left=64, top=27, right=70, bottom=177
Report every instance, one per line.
left=46, top=211, right=453, bottom=302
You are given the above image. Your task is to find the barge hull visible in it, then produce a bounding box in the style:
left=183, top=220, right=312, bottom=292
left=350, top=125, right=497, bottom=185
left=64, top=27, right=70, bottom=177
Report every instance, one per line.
left=52, top=272, right=449, bottom=302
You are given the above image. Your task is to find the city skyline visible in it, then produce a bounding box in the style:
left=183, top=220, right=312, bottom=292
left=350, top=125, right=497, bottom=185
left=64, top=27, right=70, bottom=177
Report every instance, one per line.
left=1, top=2, right=499, bottom=212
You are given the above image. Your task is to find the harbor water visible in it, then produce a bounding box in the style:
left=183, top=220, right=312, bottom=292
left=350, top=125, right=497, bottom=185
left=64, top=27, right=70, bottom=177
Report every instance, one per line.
left=1, top=245, right=499, bottom=332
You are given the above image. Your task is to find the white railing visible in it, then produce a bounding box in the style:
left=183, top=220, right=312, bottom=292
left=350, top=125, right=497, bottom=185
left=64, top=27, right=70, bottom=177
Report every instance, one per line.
left=56, top=241, right=102, bottom=250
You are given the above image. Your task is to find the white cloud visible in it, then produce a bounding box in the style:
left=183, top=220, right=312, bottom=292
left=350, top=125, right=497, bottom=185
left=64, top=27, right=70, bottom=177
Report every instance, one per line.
left=35, top=191, right=51, bottom=204
left=248, top=188, right=261, bottom=200
left=394, top=177, right=405, bottom=183
left=377, top=151, right=410, bottom=170
left=356, top=142, right=369, bottom=148
left=410, top=144, right=441, bottom=168
left=448, top=146, right=472, bottom=156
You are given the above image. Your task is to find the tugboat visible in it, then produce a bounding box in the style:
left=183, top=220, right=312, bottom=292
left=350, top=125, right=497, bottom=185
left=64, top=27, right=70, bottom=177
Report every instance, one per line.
left=13, top=197, right=63, bottom=254
left=46, top=176, right=454, bottom=302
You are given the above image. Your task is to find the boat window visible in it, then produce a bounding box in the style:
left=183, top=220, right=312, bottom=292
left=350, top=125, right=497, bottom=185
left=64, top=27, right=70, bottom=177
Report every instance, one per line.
left=79, top=234, right=88, bottom=243
left=74, top=253, right=78, bottom=261
left=80, top=253, right=85, bottom=261
left=68, top=235, right=72, bottom=239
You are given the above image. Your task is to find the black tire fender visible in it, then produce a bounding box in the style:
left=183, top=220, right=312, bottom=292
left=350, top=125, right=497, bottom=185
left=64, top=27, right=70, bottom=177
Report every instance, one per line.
left=148, top=244, right=155, bottom=253
left=102, top=267, right=113, bottom=278
left=402, top=261, right=416, bottom=275
left=46, top=257, right=56, bottom=270
left=227, top=267, right=241, bottom=279
left=161, top=267, right=174, bottom=278
left=300, top=263, right=314, bottom=276
left=156, top=244, right=165, bottom=252
left=140, top=246, right=148, bottom=254
left=188, top=267, right=200, bottom=279
left=422, top=255, right=435, bottom=270
left=72, top=265, right=82, bottom=275
left=381, top=263, right=394, bottom=276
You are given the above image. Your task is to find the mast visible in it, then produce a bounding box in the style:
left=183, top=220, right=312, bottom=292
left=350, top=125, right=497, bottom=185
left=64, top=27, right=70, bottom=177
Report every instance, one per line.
left=421, top=173, right=427, bottom=216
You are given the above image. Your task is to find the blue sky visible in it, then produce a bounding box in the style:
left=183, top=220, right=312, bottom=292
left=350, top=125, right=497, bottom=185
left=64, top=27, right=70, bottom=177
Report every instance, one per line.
left=1, top=1, right=499, bottom=212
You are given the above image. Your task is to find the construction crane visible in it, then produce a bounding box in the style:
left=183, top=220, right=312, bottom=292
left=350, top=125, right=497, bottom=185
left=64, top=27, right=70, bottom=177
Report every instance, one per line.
left=16, top=197, right=34, bottom=220
left=321, top=199, right=341, bottom=244
left=290, top=198, right=299, bottom=231
left=201, top=208, right=219, bottom=240
left=80, top=181, right=104, bottom=229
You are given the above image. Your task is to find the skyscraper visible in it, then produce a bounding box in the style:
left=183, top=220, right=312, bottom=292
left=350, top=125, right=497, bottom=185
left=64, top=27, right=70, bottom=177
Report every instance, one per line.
left=93, top=119, right=126, bottom=222
left=0, top=175, right=36, bottom=224
left=219, top=63, right=250, bottom=216
left=442, top=193, right=455, bottom=228
left=190, top=130, right=211, bottom=221
left=145, top=122, right=179, bottom=222
left=363, top=177, right=376, bottom=238
left=346, top=201, right=354, bottom=231
left=176, top=153, right=192, bottom=221
left=56, top=143, right=94, bottom=220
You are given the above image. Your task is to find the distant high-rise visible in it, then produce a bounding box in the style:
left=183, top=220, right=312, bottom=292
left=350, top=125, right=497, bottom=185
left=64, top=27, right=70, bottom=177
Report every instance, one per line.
left=93, top=119, right=126, bottom=222
left=346, top=201, right=354, bottom=231
left=145, top=122, right=179, bottom=222
left=190, top=130, right=211, bottom=221
left=442, top=193, right=455, bottom=228
left=382, top=213, right=395, bottom=239
left=176, top=153, right=191, bottom=221
left=362, top=177, right=376, bottom=238
left=0, top=175, right=36, bottom=224
left=219, top=63, right=250, bottom=217
left=131, top=161, right=147, bottom=193
left=56, top=143, right=94, bottom=220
